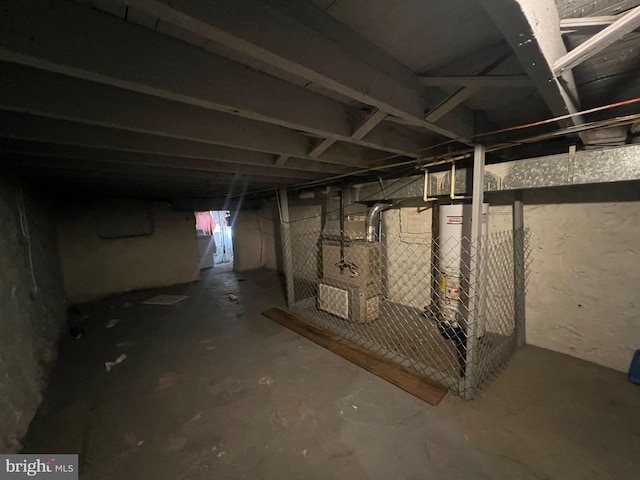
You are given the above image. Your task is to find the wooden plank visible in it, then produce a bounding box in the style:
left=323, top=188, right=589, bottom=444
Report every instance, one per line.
left=262, top=307, right=448, bottom=406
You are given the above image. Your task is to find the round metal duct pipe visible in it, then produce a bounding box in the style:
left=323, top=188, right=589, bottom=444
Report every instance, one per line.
left=365, top=203, right=391, bottom=242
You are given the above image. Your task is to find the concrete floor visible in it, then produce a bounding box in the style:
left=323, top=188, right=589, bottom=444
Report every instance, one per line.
left=23, top=265, right=640, bottom=479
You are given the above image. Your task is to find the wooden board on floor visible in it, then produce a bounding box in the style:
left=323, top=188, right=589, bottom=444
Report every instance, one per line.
left=262, top=307, right=448, bottom=406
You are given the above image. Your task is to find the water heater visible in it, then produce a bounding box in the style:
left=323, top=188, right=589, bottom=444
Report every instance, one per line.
left=438, top=203, right=489, bottom=336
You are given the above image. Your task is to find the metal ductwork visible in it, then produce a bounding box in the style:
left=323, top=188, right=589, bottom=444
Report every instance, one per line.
left=365, top=203, right=391, bottom=242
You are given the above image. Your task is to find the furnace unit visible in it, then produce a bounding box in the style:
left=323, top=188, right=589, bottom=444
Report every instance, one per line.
left=317, top=201, right=389, bottom=323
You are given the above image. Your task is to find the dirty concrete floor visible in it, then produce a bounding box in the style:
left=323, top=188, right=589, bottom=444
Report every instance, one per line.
left=23, top=265, right=640, bottom=479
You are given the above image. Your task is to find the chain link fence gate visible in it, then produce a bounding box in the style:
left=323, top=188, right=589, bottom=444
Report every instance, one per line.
left=279, top=195, right=530, bottom=399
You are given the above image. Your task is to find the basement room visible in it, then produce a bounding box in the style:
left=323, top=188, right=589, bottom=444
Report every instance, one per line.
left=1, top=0, right=639, bottom=478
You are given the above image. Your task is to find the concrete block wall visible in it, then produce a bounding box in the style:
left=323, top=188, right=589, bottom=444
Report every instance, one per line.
left=0, top=177, right=67, bottom=452
left=56, top=200, right=200, bottom=303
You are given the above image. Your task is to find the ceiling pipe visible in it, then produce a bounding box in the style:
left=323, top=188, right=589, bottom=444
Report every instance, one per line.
left=450, top=161, right=471, bottom=200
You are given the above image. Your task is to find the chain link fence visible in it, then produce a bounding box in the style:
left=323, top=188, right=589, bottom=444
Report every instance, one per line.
left=282, top=200, right=530, bottom=399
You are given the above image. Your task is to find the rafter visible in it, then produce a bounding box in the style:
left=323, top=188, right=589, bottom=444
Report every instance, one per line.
left=560, top=15, right=618, bottom=34
left=2, top=155, right=299, bottom=185
left=0, top=140, right=327, bottom=181
left=478, top=0, right=584, bottom=134
left=0, top=0, right=439, bottom=159
left=418, top=75, right=533, bottom=88
left=0, top=112, right=353, bottom=175
left=0, top=63, right=376, bottom=168
left=125, top=0, right=474, bottom=141
left=554, top=6, right=640, bottom=74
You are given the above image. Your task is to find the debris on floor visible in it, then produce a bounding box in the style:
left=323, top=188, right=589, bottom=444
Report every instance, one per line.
left=157, top=373, right=179, bottom=390
left=105, top=318, right=120, bottom=329
left=123, top=432, right=140, bottom=447
left=69, top=326, right=84, bottom=340
left=168, top=437, right=187, bottom=451
left=258, top=376, right=274, bottom=386
left=226, top=293, right=238, bottom=302
left=141, top=294, right=188, bottom=306
left=105, top=353, right=128, bottom=372
left=188, top=412, right=203, bottom=423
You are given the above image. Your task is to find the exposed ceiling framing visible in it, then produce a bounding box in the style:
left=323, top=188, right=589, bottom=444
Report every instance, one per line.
left=0, top=0, right=637, bottom=201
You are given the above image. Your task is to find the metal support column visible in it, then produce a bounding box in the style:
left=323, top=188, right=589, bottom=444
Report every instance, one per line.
left=279, top=188, right=295, bottom=307
left=462, top=144, right=485, bottom=399
left=513, top=191, right=526, bottom=348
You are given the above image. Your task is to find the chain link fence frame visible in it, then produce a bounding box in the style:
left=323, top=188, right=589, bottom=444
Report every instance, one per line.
left=279, top=195, right=530, bottom=399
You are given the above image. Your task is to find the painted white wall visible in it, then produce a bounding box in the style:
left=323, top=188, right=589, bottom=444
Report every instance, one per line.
left=57, top=200, right=199, bottom=302
left=232, top=202, right=282, bottom=272
left=524, top=186, right=640, bottom=372
left=290, top=205, right=322, bottom=282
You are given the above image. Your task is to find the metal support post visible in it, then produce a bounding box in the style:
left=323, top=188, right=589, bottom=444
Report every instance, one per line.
left=462, top=144, right=485, bottom=399
left=279, top=188, right=295, bottom=307
left=512, top=191, right=526, bottom=348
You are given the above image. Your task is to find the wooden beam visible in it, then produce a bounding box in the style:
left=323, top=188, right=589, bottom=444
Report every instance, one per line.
left=262, top=307, right=448, bottom=406
left=422, top=48, right=515, bottom=125
left=309, top=109, right=397, bottom=162
left=560, top=15, right=619, bottom=34
left=274, top=155, right=289, bottom=167
left=0, top=63, right=374, bottom=168
left=478, top=0, right=584, bottom=133
left=418, top=75, right=533, bottom=88
left=126, top=0, right=473, bottom=141
left=21, top=175, right=263, bottom=199
left=425, top=88, right=479, bottom=123
left=2, top=155, right=302, bottom=185
left=0, top=112, right=354, bottom=175
left=309, top=138, right=336, bottom=158
left=0, top=0, right=437, bottom=158
left=554, top=6, right=640, bottom=74
left=351, top=109, right=387, bottom=140
left=0, top=140, right=326, bottom=180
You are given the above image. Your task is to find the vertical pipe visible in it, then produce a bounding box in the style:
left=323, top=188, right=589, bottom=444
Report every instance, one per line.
left=279, top=188, right=295, bottom=307
left=429, top=202, right=440, bottom=313
left=513, top=191, right=526, bottom=348
left=462, top=144, right=485, bottom=400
